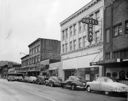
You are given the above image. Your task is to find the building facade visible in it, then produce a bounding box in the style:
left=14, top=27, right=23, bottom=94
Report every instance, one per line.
left=103, top=0, right=128, bottom=83
left=60, top=0, right=104, bottom=80
left=21, top=38, right=61, bottom=76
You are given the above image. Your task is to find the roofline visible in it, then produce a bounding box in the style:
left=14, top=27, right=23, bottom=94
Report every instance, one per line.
left=21, top=54, right=29, bottom=60
left=60, top=0, right=102, bottom=26
left=28, top=38, right=60, bottom=47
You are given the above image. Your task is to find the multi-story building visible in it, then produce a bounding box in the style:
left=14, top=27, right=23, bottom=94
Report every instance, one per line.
left=60, top=0, right=104, bottom=80
left=21, top=38, right=60, bottom=76
left=103, top=0, right=128, bottom=82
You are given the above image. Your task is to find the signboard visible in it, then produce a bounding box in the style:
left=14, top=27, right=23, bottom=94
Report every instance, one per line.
left=81, top=17, right=98, bottom=25
left=88, top=24, right=93, bottom=42
left=81, top=17, right=98, bottom=43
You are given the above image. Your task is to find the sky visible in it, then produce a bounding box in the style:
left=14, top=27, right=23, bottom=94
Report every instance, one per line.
left=0, top=0, right=91, bottom=63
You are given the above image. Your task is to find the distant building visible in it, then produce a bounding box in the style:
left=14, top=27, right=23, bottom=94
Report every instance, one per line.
left=60, top=0, right=104, bottom=80
left=102, top=0, right=128, bottom=82
left=21, top=38, right=60, bottom=76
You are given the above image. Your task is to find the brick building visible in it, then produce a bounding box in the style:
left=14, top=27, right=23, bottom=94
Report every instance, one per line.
left=21, top=38, right=60, bottom=76
left=102, top=0, right=128, bottom=83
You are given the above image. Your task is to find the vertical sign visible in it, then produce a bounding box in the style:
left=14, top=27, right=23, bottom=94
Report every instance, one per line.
left=81, top=17, right=98, bottom=43
left=88, top=24, right=93, bottom=43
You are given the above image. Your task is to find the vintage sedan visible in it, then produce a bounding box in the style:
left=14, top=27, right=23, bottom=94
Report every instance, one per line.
left=86, top=77, right=128, bottom=94
left=45, top=76, right=62, bottom=87
left=61, top=76, right=86, bottom=90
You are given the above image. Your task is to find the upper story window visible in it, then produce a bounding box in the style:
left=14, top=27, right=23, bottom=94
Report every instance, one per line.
left=78, top=21, right=82, bottom=33
left=95, top=10, right=100, bottom=20
left=89, top=14, right=94, bottom=18
left=113, top=24, right=122, bottom=37
left=83, top=36, right=87, bottom=47
left=83, top=23, right=86, bottom=32
left=62, top=44, right=64, bottom=53
left=73, top=40, right=76, bottom=50
left=65, top=28, right=68, bottom=39
left=78, top=37, right=82, bottom=48
left=70, top=26, right=72, bottom=37
left=65, top=43, right=68, bottom=53
left=69, top=41, right=72, bottom=51
left=106, top=29, right=110, bottom=43
left=125, top=20, right=128, bottom=34
left=95, top=30, right=100, bottom=43
left=62, top=30, right=65, bottom=40
left=73, top=24, right=76, bottom=35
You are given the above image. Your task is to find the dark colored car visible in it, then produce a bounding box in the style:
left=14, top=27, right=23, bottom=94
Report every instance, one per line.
left=45, top=76, right=62, bottom=87
left=61, top=76, right=86, bottom=90
left=36, top=76, right=48, bottom=85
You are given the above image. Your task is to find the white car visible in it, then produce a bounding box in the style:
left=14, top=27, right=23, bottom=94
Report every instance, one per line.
left=86, top=77, right=128, bottom=94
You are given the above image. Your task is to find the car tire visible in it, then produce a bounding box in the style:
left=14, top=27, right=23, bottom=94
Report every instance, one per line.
left=71, top=85, right=76, bottom=90
left=87, top=86, right=91, bottom=92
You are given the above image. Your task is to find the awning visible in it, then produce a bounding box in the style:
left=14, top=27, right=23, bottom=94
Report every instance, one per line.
left=62, top=52, right=103, bottom=70
left=49, top=62, right=61, bottom=70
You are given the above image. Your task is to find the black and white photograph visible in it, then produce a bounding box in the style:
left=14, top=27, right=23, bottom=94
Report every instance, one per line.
left=0, top=0, right=128, bottom=101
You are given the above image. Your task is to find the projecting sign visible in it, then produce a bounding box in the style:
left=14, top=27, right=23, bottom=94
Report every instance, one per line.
left=88, top=24, right=93, bottom=42
left=81, top=17, right=98, bottom=25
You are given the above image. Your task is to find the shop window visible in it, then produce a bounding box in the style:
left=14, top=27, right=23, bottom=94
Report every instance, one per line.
left=113, top=24, right=122, bottom=37
left=119, top=71, right=125, bottom=80
left=125, top=20, right=128, bottom=34
left=112, top=72, right=118, bottom=78
left=106, top=72, right=111, bottom=77
left=126, top=71, right=128, bottom=78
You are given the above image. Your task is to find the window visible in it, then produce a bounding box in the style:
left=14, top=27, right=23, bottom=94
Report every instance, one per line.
left=95, top=10, right=100, bottom=20
left=78, top=38, right=82, bottom=48
left=83, top=36, right=87, bottom=47
left=70, top=26, right=72, bottom=37
left=89, top=14, right=93, bottom=18
left=106, top=29, right=110, bottom=43
left=73, top=24, right=76, bottom=35
left=83, top=23, right=86, bottom=32
left=70, top=41, right=72, bottom=51
left=62, top=44, right=64, bottom=53
left=125, top=21, right=128, bottom=34
left=113, top=24, right=122, bottom=37
left=62, top=30, right=64, bottom=40
left=78, top=21, right=82, bottom=33
left=105, top=52, right=110, bottom=60
left=65, top=43, right=68, bottom=53
left=95, top=30, right=100, bottom=43
left=73, top=40, right=76, bottom=50
left=65, top=28, right=68, bottom=38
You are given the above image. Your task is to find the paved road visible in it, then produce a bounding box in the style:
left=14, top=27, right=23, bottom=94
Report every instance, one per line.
left=0, top=79, right=127, bottom=101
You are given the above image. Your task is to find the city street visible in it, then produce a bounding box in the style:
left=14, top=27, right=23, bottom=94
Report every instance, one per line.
left=0, top=79, right=127, bottom=101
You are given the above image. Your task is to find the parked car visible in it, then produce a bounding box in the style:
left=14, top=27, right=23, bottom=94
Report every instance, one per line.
left=86, top=77, right=128, bottom=94
left=61, top=76, right=86, bottom=90
left=24, top=76, right=37, bottom=83
left=45, top=76, right=62, bottom=87
left=36, top=75, right=48, bottom=85
left=7, top=73, right=24, bottom=81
